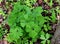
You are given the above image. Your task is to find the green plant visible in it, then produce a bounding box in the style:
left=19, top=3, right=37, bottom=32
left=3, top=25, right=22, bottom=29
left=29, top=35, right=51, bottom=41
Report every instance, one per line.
left=0, top=9, right=5, bottom=15
left=0, top=8, right=7, bottom=19
left=0, top=0, right=2, bottom=2
left=0, top=9, right=8, bottom=40
left=25, top=0, right=37, bottom=7
left=44, top=0, right=53, bottom=7
left=0, top=24, right=7, bottom=40
left=0, top=25, right=4, bottom=40
left=5, top=2, right=56, bottom=44
left=40, top=31, right=51, bottom=44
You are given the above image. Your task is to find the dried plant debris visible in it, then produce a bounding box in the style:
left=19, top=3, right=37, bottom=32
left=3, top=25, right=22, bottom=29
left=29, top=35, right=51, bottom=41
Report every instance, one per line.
left=0, top=15, right=4, bottom=23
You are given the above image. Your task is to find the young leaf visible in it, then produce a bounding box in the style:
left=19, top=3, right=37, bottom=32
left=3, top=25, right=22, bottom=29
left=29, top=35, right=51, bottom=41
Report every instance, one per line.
left=41, top=40, right=46, bottom=44
left=25, top=24, right=32, bottom=32
left=40, top=35, right=45, bottom=40
left=44, top=24, right=48, bottom=31
left=50, top=10, right=56, bottom=22
left=29, top=30, right=37, bottom=38
left=46, top=33, right=51, bottom=40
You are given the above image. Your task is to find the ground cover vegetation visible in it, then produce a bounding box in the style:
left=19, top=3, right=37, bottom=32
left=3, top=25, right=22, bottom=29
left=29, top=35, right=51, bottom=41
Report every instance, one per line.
left=0, top=0, right=60, bottom=44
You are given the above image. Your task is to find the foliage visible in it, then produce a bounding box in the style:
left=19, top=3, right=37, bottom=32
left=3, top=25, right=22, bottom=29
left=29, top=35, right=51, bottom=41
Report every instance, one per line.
left=4, top=2, right=57, bottom=44
left=40, top=31, right=51, bottom=44
left=0, top=9, right=5, bottom=15
left=7, top=0, right=37, bottom=8
left=0, top=0, right=2, bottom=2
left=0, top=25, right=4, bottom=40
left=44, top=0, right=53, bottom=7
left=0, top=9, right=8, bottom=40
left=0, top=0, right=58, bottom=44
left=24, top=0, right=37, bottom=7
left=0, top=24, right=7, bottom=40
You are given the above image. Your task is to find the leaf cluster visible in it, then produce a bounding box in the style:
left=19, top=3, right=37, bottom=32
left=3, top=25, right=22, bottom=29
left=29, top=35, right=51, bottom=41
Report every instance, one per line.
left=5, top=2, right=56, bottom=44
